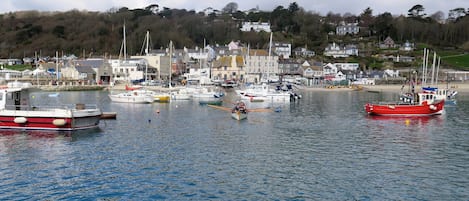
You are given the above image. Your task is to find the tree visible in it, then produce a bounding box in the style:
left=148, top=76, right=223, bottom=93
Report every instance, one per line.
left=429, top=11, right=444, bottom=22
left=222, top=2, right=238, bottom=14
left=359, top=7, right=374, bottom=27
left=372, top=12, right=396, bottom=40
left=288, top=2, right=299, bottom=13
left=448, top=8, right=466, bottom=21
left=408, top=4, right=426, bottom=18
left=145, top=4, right=159, bottom=14
left=53, top=25, right=65, bottom=38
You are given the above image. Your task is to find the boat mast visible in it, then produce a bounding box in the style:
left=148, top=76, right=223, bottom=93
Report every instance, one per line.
left=145, top=30, right=149, bottom=82
left=123, top=23, right=127, bottom=61
left=267, top=32, right=273, bottom=83
left=431, top=51, right=436, bottom=86
left=55, top=51, right=59, bottom=80
left=422, top=48, right=428, bottom=87
left=169, top=40, right=173, bottom=89
left=435, top=56, right=440, bottom=86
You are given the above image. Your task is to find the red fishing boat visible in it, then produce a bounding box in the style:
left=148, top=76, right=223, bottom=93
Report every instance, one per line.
left=364, top=91, right=445, bottom=116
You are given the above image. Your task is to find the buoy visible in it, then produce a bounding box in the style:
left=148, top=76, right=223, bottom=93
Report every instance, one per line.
left=52, top=119, right=67, bottom=126
left=405, top=119, right=411, bottom=126
left=148, top=119, right=151, bottom=123
left=14, top=117, right=27, bottom=124
left=156, top=109, right=160, bottom=114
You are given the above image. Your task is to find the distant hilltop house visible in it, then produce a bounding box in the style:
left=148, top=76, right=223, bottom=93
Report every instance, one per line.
left=324, top=43, right=359, bottom=58
left=379, top=37, right=415, bottom=51
left=379, top=36, right=396, bottom=49
left=240, top=21, right=271, bottom=32
left=400, top=41, right=415, bottom=51
left=336, top=22, right=359, bottom=36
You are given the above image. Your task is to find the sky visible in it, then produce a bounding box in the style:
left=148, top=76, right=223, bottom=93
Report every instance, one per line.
left=0, top=0, right=467, bottom=17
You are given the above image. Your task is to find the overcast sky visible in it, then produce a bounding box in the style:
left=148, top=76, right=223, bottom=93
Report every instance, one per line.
left=1, top=0, right=467, bottom=17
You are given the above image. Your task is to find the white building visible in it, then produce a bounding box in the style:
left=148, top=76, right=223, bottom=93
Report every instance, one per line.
left=334, top=63, right=359, bottom=71
left=324, top=43, right=359, bottom=58
left=273, top=42, right=292, bottom=59
left=240, top=21, right=271, bottom=32
left=244, top=49, right=278, bottom=83
left=108, top=58, right=146, bottom=82
left=336, top=22, right=359, bottom=35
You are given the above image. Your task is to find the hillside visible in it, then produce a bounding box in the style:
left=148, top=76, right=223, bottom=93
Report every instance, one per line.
left=0, top=3, right=468, bottom=69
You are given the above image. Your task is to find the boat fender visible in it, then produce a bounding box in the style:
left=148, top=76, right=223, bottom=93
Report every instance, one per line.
left=429, top=105, right=437, bottom=110
left=388, top=105, right=395, bottom=109
left=52, top=119, right=67, bottom=126
left=14, top=117, right=27, bottom=124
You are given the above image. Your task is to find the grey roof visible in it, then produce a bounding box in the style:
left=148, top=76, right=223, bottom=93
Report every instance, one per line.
left=75, top=66, right=96, bottom=74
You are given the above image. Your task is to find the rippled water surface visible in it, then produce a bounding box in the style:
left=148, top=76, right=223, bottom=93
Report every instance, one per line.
left=0, top=90, right=468, bottom=200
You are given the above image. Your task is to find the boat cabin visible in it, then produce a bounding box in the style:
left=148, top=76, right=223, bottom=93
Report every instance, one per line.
left=417, top=92, right=437, bottom=105
left=0, top=84, right=32, bottom=111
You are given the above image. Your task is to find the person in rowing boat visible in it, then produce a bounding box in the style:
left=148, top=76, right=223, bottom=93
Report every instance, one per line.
left=232, top=101, right=247, bottom=114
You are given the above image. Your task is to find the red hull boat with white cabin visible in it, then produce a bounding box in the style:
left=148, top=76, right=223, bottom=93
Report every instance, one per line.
left=364, top=91, right=445, bottom=116
left=0, top=82, right=102, bottom=131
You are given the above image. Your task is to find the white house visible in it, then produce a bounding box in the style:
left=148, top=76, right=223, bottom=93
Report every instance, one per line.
left=336, top=22, right=359, bottom=35
left=383, top=69, right=399, bottom=78
left=240, top=21, right=271, bottom=32
left=333, top=63, right=359, bottom=71
left=324, top=43, right=359, bottom=58
left=272, top=42, right=291, bottom=59
left=323, top=63, right=338, bottom=75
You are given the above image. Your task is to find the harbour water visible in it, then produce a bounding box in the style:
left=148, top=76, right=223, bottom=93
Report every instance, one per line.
left=0, top=90, right=468, bottom=200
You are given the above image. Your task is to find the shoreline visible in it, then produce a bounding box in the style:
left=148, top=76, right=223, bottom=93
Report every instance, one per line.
left=36, top=82, right=469, bottom=93
left=300, top=83, right=469, bottom=93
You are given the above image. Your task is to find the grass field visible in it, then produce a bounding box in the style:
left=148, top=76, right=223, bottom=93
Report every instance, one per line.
left=441, top=54, right=469, bottom=70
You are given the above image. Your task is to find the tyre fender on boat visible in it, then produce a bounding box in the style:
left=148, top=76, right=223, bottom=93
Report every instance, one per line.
left=429, top=105, right=437, bottom=110
left=14, top=117, right=27, bottom=124
left=52, top=119, right=67, bottom=126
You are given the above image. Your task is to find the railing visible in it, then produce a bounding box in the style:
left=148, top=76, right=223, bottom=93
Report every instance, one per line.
left=4, top=103, right=99, bottom=111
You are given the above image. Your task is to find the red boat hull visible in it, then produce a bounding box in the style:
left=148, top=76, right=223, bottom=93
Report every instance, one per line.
left=364, top=100, right=445, bottom=116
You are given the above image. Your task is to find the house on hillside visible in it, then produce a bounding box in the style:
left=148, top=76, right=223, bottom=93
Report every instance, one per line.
left=240, top=21, right=271, bottom=32
left=334, top=63, right=359, bottom=71
left=293, top=47, right=315, bottom=57
left=379, top=36, right=396, bottom=49
left=324, top=43, right=358, bottom=58
left=336, top=22, right=359, bottom=35
left=400, top=40, right=415, bottom=51
left=272, top=42, right=292, bottom=59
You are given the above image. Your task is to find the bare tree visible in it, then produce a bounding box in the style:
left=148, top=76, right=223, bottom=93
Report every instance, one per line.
left=222, top=2, right=238, bottom=14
